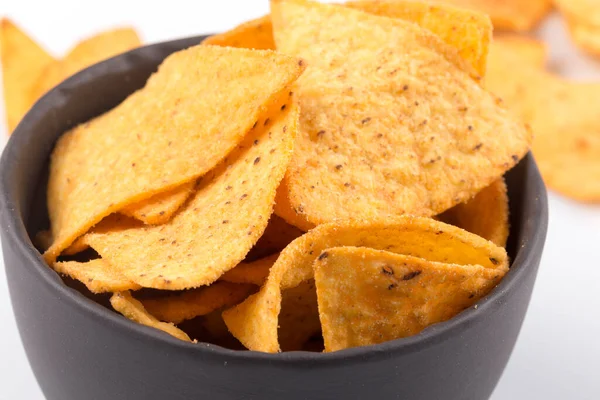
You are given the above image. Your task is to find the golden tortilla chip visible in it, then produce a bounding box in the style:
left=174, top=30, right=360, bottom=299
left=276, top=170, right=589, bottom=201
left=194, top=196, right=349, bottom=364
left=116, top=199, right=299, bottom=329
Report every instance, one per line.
left=438, top=178, right=509, bottom=247
left=485, top=37, right=547, bottom=122
left=270, top=0, right=531, bottom=228
left=120, top=180, right=195, bottom=225
left=564, top=16, right=600, bottom=57
left=110, top=291, right=192, bottom=342
left=489, top=35, right=548, bottom=69
left=81, top=98, right=300, bottom=290
left=555, top=0, right=600, bottom=56
left=220, top=253, right=279, bottom=286
left=440, top=0, right=552, bottom=31
left=140, top=282, right=256, bottom=324
left=62, top=236, right=90, bottom=255
left=346, top=0, right=492, bottom=78
left=223, top=215, right=508, bottom=352
left=44, top=45, right=304, bottom=263
left=202, top=15, right=275, bottom=50
left=0, top=18, right=55, bottom=133
left=246, top=214, right=303, bottom=260
left=527, top=81, right=600, bottom=201
left=32, top=28, right=141, bottom=100
left=278, top=279, right=321, bottom=351
left=54, top=258, right=141, bottom=293
left=315, top=246, right=506, bottom=352
left=274, top=178, right=316, bottom=231
left=486, top=40, right=600, bottom=201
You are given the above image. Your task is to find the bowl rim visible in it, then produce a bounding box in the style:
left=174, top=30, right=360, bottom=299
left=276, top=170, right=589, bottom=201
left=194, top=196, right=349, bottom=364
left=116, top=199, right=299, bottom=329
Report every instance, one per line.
left=0, top=35, right=549, bottom=365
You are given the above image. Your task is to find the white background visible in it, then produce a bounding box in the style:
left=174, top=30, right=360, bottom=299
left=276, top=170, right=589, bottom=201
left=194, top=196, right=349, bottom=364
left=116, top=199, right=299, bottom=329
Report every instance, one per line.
left=1, top=1, right=599, bottom=399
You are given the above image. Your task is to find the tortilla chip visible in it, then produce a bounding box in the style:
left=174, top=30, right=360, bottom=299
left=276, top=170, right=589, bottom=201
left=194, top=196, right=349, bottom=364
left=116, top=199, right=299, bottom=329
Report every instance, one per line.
left=440, top=0, right=552, bottom=31
left=315, top=246, right=506, bottom=351
left=44, top=45, right=304, bottom=263
left=278, top=279, right=321, bottom=351
left=54, top=258, right=141, bottom=293
left=274, top=178, right=316, bottom=231
left=555, top=0, right=600, bottom=55
left=527, top=81, right=600, bottom=201
left=0, top=18, right=55, bottom=133
left=140, top=282, right=256, bottom=324
left=563, top=15, right=600, bottom=57
left=81, top=98, right=300, bottom=290
left=438, top=178, right=509, bottom=247
left=220, top=253, right=279, bottom=286
left=110, top=291, right=191, bottom=341
left=246, top=214, right=304, bottom=260
left=120, top=180, right=195, bottom=225
left=486, top=39, right=600, bottom=201
left=488, top=35, right=548, bottom=69
left=32, top=28, right=141, bottom=100
left=202, top=15, right=275, bottom=50
left=223, top=215, right=508, bottom=352
left=485, top=37, right=547, bottom=122
left=270, top=0, right=531, bottom=228
left=346, top=0, right=492, bottom=78
left=62, top=236, right=90, bottom=255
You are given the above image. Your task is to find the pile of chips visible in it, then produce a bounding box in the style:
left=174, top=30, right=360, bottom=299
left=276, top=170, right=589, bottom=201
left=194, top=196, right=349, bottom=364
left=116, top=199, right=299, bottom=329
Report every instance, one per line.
left=3, top=1, right=599, bottom=203
left=7, top=0, right=541, bottom=353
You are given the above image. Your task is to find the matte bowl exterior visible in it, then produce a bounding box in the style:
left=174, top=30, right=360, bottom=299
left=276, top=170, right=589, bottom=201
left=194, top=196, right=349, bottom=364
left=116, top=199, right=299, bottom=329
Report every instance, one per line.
left=0, top=36, right=548, bottom=400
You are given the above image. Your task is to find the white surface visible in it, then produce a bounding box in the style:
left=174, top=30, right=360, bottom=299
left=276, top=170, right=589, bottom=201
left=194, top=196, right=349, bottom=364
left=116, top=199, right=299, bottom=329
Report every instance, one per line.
left=0, top=2, right=599, bottom=399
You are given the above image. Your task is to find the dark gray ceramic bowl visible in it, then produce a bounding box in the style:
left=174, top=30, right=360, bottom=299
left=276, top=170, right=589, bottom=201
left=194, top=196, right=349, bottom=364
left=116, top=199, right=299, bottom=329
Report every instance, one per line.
left=0, top=35, right=548, bottom=400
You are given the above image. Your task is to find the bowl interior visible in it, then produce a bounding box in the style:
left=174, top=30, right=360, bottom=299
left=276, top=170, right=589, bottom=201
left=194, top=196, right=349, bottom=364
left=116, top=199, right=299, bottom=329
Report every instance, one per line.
left=0, top=35, right=548, bottom=359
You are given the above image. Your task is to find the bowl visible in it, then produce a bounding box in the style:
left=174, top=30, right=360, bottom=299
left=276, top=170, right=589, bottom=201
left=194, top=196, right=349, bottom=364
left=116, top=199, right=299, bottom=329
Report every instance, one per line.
left=0, top=35, right=548, bottom=400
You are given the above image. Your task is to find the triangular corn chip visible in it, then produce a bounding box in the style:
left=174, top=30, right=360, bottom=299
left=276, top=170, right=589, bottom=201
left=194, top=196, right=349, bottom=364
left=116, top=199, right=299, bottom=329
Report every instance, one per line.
left=441, top=0, right=551, bottom=32
left=110, top=291, right=191, bottom=342
left=315, top=246, right=506, bottom=351
left=81, top=99, right=300, bottom=290
left=223, top=216, right=508, bottom=352
left=487, top=39, right=600, bottom=201
left=438, top=178, right=509, bottom=247
left=220, top=254, right=279, bottom=286
left=32, top=27, right=141, bottom=100
left=346, top=0, right=492, bottom=78
left=140, top=282, right=256, bottom=324
left=555, top=0, right=600, bottom=56
left=0, top=18, right=55, bottom=132
left=54, top=258, right=141, bottom=293
left=44, top=45, right=304, bottom=262
left=270, top=0, right=531, bottom=228
left=120, top=180, right=196, bottom=225
left=202, top=15, right=275, bottom=50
